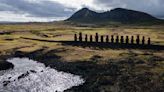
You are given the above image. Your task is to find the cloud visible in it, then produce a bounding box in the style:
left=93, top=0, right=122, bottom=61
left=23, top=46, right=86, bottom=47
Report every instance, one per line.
left=0, top=11, right=66, bottom=22
left=0, top=0, right=75, bottom=22
left=0, top=0, right=164, bottom=22
left=0, top=0, right=75, bottom=17
left=93, top=0, right=164, bottom=17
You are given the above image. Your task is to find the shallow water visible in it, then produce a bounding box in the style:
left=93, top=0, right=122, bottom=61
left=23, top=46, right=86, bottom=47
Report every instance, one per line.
left=0, top=58, right=84, bottom=92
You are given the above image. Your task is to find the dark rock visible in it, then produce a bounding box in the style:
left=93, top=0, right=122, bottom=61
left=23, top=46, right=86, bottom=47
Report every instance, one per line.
left=8, top=77, right=11, bottom=79
left=18, top=71, right=29, bottom=80
left=3, top=81, right=10, bottom=86
left=30, top=70, right=37, bottom=73
left=0, top=60, right=14, bottom=70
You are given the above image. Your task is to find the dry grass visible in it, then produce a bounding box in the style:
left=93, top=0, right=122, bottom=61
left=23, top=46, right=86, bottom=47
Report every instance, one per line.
left=0, top=23, right=163, bottom=61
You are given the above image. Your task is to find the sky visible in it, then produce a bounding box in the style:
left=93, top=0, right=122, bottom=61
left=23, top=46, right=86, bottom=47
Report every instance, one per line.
left=0, top=0, right=164, bottom=22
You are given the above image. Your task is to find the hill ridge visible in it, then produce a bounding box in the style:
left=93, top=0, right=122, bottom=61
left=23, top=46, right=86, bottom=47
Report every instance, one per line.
left=66, top=7, right=161, bottom=24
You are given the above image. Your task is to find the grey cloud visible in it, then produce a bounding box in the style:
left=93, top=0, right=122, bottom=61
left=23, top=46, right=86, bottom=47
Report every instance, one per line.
left=93, top=0, right=164, bottom=18
left=0, top=0, right=164, bottom=20
left=0, top=0, right=75, bottom=17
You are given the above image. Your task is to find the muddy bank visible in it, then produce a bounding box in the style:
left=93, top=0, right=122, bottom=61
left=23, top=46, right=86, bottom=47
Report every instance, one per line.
left=0, top=48, right=164, bottom=92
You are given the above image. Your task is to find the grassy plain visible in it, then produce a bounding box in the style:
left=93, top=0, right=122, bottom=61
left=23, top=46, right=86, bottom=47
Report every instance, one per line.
left=0, top=23, right=163, bottom=60
left=0, top=23, right=163, bottom=91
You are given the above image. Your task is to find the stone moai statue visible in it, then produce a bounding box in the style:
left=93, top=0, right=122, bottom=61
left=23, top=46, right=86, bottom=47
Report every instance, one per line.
left=131, top=36, right=134, bottom=44
left=148, top=37, right=151, bottom=45
left=111, top=35, right=114, bottom=43
left=136, top=35, right=140, bottom=45
left=85, top=34, right=88, bottom=42
left=120, top=36, right=124, bottom=44
left=95, top=33, right=99, bottom=42
left=106, top=35, right=109, bottom=42
left=74, top=34, right=77, bottom=41
left=101, top=35, right=104, bottom=42
left=79, top=32, right=82, bottom=42
left=90, top=35, right=93, bottom=42
left=126, top=36, right=129, bottom=44
left=142, top=36, right=145, bottom=45
left=116, top=35, right=119, bottom=44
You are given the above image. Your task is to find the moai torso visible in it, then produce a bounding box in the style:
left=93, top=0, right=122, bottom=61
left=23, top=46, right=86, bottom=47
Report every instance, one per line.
left=106, top=35, right=109, bottom=42
left=74, top=34, right=77, bottom=41
left=95, top=33, right=99, bottom=42
left=148, top=37, right=151, bottom=45
left=90, top=35, right=93, bottom=42
left=126, top=36, right=129, bottom=44
left=142, top=36, right=145, bottom=45
left=79, top=32, right=82, bottom=42
left=131, top=36, right=134, bottom=44
left=120, top=36, right=124, bottom=44
left=101, top=36, right=104, bottom=42
left=116, top=35, right=119, bottom=43
left=111, top=35, right=114, bottom=43
left=136, top=35, right=140, bottom=45
left=85, top=34, right=88, bottom=42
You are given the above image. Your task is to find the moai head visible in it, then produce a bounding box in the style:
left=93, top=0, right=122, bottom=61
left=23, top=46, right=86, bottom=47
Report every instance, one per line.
left=79, top=32, right=82, bottom=35
left=131, top=36, right=134, bottom=39
left=137, top=35, right=140, bottom=39
left=126, top=36, right=128, bottom=39
left=85, top=34, right=88, bottom=37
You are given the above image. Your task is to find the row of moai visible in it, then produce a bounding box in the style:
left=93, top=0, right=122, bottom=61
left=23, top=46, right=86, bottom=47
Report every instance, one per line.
left=74, top=32, right=151, bottom=45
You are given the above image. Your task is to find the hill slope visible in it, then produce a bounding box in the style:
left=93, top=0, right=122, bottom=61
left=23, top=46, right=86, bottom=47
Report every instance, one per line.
left=66, top=8, right=162, bottom=24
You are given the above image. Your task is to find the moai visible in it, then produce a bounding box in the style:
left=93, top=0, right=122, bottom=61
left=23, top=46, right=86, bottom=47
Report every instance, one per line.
left=101, top=35, right=104, bottom=42
left=131, top=36, right=134, bottom=44
left=74, top=34, right=77, bottom=41
left=79, top=32, right=82, bottom=42
left=85, top=34, right=88, bottom=42
left=90, top=35, right=93, bottom=42
left=120, top=36, right=124, bottom=44
left=148, top=37, right=151, bottom=45
left=126, top=36, right=129, bottom=44
left=116, top=35, right=119, bottom=44
left=95, top=33, right=99, bottom=42
left=142, top=36, right=145, bottom=45
left=106, top=35, right=109, bottom=42
left=136, top=35, right=140, bottom=45
left=111, top=35, right=114, bottom=43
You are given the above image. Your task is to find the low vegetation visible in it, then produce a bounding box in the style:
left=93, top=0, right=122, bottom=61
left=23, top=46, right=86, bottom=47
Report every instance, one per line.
left=0, top=23, right=163, bottom=92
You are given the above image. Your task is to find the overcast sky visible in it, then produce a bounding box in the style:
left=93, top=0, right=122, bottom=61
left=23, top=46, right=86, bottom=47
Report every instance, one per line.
left=0, top=0, right=164, bottom=22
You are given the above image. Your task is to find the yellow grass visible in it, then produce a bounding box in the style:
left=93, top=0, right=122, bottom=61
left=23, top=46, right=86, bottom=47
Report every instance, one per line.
left=0, top=23, right=163, bottom=62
